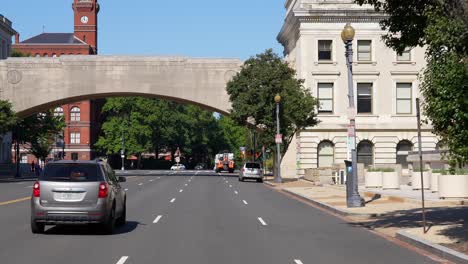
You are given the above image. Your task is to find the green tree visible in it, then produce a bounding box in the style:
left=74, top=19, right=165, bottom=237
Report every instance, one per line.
left=16, top=111, right=65, bottom=162
left=10, top=49, right=30, bottom=57
left=0, top=100, right=17, bottom=135
left=96, top=97, right=153, bottom=162
left=355, top=0, right=468, bottom=163
left=226, top=49, right=318, bottom=158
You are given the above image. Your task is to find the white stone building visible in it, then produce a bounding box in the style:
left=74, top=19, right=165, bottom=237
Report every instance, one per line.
left=0, top=14, right=16, bottom=164
left=277, top=0, right=439, bottom=178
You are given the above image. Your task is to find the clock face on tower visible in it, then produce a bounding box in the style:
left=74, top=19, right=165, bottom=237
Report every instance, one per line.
left=80, top=16, right=89, bottom=24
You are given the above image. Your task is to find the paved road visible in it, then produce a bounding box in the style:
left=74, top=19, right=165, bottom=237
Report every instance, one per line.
left=0, top=170, right=438, bottom=264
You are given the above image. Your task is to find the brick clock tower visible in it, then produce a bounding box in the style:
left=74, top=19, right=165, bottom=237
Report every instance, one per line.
left=73, top=0, right=99, bottom=54
left=12, top=0, right=104, bottom=164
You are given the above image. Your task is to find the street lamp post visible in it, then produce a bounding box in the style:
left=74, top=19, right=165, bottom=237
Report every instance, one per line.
left=342, top=23, right=364, bottom=208
left=121, top=129, right=125, bottom=171
left=274, top=94, right=282, bottom=183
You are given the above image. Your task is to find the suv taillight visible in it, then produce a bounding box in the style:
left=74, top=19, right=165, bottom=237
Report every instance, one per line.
left=98, top=182, right=108, bottom=198
left=33, top=181, right=40, bottom=197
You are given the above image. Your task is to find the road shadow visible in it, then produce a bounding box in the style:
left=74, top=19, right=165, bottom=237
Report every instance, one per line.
left=44, top=220, right=142, bottom=235
left=349, top=206, right=468, bottom=246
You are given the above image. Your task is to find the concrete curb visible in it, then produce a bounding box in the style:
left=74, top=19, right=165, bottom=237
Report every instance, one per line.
left=396, top=230, right=468, bottom=264
left=281, top=188, right=379, bottom=217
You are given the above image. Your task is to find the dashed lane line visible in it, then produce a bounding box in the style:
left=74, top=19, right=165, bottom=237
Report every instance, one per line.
left=124, top=188, right=129, bottom=191
left=149, top=179, right=154, bottom=182
left=234, top=191, right=238, bottom=195
left=257, top=217, right=267, bottom=226
left=243, top=200, right=248, bottom=205
left=179, top=189, right=183, bottom=193
left=153, top=215, right=163, bottom=224
left=294, top=260, right=304, bottom=264
left=229, top=185, right=232, bottom=188
left=138, top=183, right=143, bottom=186
left=170, top=198, right=176, bottom=203
left=116, top=256, right=129, bottom=264
left=184, top=184, right=188, bottom=186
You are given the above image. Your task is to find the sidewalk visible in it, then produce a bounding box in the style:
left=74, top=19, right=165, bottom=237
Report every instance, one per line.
left=265, top=178, right=468, bottom=262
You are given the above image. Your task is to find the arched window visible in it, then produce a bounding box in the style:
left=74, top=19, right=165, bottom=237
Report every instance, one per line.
left=54, top=107, right=64, bottom=117
left=396, top=140, right=413, bottom=169
left=317, top=141, right=334, bottom=168
left=357, top=140, right=374, bottom=167
left=70, top=107, right=80, bottom=121
left=43, top=53, right=48, bottom=57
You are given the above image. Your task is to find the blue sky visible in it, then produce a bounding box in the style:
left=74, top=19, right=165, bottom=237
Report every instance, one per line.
left=3, top=0, right=286, bottom=59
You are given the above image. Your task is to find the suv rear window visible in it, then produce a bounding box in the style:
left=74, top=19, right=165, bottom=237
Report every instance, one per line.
left=246, top=163, right=261, bottom=169
left=40, top=163, right=101, bottom=182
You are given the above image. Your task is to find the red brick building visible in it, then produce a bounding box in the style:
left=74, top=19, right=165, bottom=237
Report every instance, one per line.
left=13, top=0, right=102, bottom=162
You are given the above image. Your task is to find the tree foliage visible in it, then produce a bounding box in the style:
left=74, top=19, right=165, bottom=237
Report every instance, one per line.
left=96, top=97, right=247, bottom=168
left=16, top=112, right=65, bottom=162
left=0, top=100, right=17, bottom=135
left=226, top=49, right=318, bottom=157
left=356, top=0, right=468, bottom=163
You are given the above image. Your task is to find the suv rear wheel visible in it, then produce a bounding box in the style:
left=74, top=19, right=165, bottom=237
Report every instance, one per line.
left=116, top=199, right=126, bottom=226
left=31, top=218, right=45, bottom=234
left=103, top=205, right=116, bottom=234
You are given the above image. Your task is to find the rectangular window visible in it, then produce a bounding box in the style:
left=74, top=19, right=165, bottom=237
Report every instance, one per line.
left=397, top=49, right=411, bottom=61
left=318, top=40, right=332, bottom=61
left=70, top=132, right=81, bottom=144
left=396, top=83, right=412, bottom=114
left=357, top=83, right=373, bottom=114
left=317, top=83, right=334, bottom=113
left=20, top=154, right=28, bottom=164
left=357, top=40, right=372, bottom=61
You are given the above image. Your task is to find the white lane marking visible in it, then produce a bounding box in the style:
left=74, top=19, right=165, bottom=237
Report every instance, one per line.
left=170, top=198, right=176, bottom=203
left=158, top=177, right=161, bottom=179
left=25, top=185, right=33, bottom=188
left=16, top=182, right=27, bottom=185
left=153, top=215, right=163, bottom=224
left=149, top=179, right=154, bottom=182
left=257, top=217, right=267, bottom=226
left=179, top=189, right=183, bottom=193
left=234, top=191, right=238, bottom=194
left=124, top=188, right=129, bottom=191
left=229, top=185, right=232, bottom=188
left=225, top=181, right=228, bottom=183
left=138, top=183, right=143, bottom=186
left=294, top=260, right=304, bottom=264
left=116, top=256, right=129, bottom=264
left=243, top=200, right=248, bottom=205
left=184, top=184, right=188, bottom=186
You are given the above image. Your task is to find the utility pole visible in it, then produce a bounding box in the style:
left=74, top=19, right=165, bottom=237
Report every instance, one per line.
left=416, top=98, right=427, bottom=234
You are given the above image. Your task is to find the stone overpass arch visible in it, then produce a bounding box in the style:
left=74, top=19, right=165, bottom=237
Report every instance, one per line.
left=0, top=56, right=242, bottom=117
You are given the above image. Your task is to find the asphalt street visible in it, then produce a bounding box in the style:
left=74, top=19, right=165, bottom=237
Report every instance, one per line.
left=0, top=170, right=438, bottom=264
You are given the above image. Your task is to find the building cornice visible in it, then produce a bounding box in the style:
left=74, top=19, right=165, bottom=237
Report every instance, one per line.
left=277, top=8, right=387, bottom=56
left=0, top=15, right=17, bottom=36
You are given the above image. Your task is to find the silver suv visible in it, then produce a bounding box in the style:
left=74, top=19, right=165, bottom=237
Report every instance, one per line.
left=239, top=162, right=263, bottom=182
left=30, top=160, right=127, bottom=234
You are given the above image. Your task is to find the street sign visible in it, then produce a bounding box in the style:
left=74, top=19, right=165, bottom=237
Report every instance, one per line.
left=121, top=154, right=125, bottom=158
left=175, top=157, right=180, bottom=163
left=120, top=150, right=124, bottom=155
left=275, top=134, right=282, bottom=144
left=347, top=107, right=356, bottom=120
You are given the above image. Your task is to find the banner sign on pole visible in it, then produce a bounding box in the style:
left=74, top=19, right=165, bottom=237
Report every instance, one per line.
left=275, top=134, right=283, bottom=144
